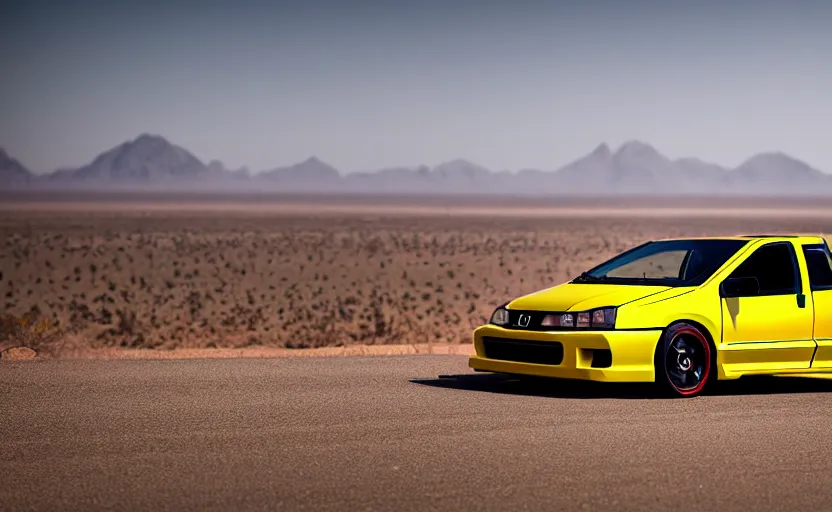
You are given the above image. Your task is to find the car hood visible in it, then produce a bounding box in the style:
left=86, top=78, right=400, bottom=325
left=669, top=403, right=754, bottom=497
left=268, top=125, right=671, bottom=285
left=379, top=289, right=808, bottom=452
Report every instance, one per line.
left=507, top=282, right=674, bottom=312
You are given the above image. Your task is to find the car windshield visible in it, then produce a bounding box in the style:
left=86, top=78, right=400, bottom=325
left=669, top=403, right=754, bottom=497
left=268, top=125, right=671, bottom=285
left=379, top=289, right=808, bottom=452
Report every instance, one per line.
left=573, top=239, right=750, bottom=287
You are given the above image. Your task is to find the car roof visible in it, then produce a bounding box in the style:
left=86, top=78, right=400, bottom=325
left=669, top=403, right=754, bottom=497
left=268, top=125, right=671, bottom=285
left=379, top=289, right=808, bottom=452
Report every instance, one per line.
left=650, top=234, right=827, bottom=244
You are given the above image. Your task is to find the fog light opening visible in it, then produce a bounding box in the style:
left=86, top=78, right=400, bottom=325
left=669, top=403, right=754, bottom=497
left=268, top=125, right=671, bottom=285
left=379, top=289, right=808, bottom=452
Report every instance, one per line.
left=590, top=349, right=612, bottom=368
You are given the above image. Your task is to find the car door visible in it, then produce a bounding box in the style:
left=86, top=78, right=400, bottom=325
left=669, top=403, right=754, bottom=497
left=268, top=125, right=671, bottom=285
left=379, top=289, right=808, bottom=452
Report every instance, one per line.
left=720, top=241, right=816, bottom=372
left=803, top=241, right=832, bottom=368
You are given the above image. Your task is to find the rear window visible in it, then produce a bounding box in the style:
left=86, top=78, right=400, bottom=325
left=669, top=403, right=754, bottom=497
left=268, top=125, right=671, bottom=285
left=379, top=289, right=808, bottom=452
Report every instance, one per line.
left=803, top=244, right=832, bottom=290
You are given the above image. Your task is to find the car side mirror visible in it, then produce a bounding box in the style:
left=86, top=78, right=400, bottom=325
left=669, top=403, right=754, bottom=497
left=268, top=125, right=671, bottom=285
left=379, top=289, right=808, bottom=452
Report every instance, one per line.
left=720, top=277, right=760, bottom=298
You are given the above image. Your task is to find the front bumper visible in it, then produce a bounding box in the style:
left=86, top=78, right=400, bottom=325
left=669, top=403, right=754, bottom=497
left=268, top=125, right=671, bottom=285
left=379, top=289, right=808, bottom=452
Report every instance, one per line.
left=468, top=325, right=663, bottom=383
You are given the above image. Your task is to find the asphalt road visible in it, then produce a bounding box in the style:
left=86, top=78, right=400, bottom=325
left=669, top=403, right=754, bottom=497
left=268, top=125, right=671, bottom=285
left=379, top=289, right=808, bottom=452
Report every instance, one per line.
left=3, top=355, right=832, bottom=511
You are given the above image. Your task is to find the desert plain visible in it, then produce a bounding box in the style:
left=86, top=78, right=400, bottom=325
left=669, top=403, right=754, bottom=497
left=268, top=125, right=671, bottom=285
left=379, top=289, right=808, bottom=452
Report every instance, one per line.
left=2, top=193, right=831, bottom=358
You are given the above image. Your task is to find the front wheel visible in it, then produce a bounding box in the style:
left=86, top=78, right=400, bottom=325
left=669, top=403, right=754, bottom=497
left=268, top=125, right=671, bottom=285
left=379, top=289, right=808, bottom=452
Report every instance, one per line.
left=655, top=323, right=712, bottom=397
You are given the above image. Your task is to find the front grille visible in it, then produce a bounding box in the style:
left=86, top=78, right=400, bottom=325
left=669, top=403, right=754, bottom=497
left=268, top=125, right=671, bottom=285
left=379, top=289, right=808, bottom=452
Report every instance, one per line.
left=482, top=336, right=564, bottom=365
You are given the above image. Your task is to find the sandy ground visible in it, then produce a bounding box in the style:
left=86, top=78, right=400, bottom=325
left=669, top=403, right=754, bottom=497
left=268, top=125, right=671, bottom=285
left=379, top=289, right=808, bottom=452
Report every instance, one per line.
left=3, top=198, right=832, bottom=218
left=3, top=195, right=830, bottom=354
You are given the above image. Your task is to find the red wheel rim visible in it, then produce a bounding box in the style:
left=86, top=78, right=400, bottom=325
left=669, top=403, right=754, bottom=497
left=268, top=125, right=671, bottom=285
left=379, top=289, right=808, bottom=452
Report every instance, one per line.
left=664, top=327, right=711, bottom=396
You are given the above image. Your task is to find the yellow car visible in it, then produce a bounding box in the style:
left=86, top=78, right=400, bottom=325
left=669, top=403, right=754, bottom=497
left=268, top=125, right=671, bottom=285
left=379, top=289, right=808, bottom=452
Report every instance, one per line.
left=469, top=235, right=832, bottom=397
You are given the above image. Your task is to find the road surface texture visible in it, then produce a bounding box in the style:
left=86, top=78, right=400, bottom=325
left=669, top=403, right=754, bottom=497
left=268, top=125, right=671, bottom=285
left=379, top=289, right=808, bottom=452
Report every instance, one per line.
left=2, top=355, right=832, bottom=511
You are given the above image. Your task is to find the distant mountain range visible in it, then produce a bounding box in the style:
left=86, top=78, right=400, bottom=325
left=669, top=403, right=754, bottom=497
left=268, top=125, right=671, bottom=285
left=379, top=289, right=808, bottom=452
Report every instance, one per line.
left=2, top=133, right=832, bottom=196
left=0, top=148, right=33, bottom=186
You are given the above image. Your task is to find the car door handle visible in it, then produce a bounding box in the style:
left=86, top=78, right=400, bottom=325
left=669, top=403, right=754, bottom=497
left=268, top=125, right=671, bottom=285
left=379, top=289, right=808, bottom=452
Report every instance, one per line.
left=797, top=293, right=806, bottom=308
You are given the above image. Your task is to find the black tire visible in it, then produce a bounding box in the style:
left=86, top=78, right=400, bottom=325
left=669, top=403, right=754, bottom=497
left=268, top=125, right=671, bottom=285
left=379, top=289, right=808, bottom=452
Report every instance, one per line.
left=655, top=323, right=713, bottom=398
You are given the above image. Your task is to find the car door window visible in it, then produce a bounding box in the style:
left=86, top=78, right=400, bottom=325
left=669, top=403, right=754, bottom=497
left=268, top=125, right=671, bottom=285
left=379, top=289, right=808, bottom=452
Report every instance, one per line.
left=803, top=245, right=832, bottom=290
left=727, top=242, right=798, bottom=295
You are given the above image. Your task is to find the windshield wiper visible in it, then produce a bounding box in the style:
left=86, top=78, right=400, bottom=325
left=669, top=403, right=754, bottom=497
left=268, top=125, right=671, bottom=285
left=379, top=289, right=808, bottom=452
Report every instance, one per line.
left=574, top=272, right=608, bottom=283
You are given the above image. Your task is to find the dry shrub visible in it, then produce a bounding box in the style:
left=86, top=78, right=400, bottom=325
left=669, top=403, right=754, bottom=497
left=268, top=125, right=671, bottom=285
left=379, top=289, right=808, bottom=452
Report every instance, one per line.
left=0, top=311, right=64, bottom=358
left=3, top=206, right=831, bottom=352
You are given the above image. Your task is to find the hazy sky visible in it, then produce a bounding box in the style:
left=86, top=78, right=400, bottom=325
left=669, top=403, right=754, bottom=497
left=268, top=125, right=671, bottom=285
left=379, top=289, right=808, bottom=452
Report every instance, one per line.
left=2, top=0, right=831, bottom=174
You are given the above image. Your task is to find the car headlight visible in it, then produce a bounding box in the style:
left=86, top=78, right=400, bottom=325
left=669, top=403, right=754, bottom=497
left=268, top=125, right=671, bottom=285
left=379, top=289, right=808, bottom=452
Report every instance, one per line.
left=542, top=307, right=616, bottom=329
left=490, top=307, right=510, bottom=326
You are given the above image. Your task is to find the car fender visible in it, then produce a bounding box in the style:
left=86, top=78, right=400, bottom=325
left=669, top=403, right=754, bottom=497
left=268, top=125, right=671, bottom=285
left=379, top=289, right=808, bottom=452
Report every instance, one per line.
left=616, top=287, right=722, bottom=344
